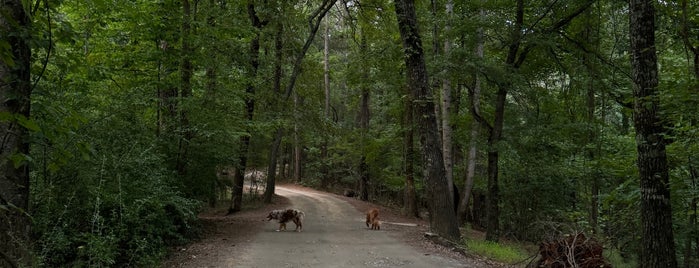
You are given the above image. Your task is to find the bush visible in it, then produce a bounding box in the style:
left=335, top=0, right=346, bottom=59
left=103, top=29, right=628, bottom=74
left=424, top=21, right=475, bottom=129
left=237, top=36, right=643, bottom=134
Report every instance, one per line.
left=31, top=117, right=202, bottom=267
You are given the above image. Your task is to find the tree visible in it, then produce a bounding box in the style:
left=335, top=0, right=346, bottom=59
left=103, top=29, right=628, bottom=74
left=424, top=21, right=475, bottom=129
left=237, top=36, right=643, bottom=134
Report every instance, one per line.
left=176, top=0, right=194, bottom=176
left=469, top=0, right=595, bottom=242
left=358, top=29, right=370, bottom=201
left=394, top=0, right=460, bottom=241
left=403, top=89, right=419, bottom=217
left=263, top=9, right=286, bottom=204
left=457, top=5, right=485, bottom=225
left=263, top=0, right=335, bottom=202
left=439, top=0, right=455, bottom=205
left=230, top=1, right=264, bottom=214
left=0, top=1, right=32, bottom=266
left=630, top=0, right=678, bottom=266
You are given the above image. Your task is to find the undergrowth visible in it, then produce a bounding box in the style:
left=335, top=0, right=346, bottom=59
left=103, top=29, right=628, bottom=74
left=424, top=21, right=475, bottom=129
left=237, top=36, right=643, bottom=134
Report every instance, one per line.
left=464, top=239, right=531, bottom=265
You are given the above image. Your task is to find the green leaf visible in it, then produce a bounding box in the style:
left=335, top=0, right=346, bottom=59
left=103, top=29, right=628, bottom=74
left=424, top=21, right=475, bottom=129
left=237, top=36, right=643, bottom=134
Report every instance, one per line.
left=0, top=112, right=13, bottom=121
left=15, top=115, right=41, bottom=132
left=0, top=40, right=15, bottom=67
left=9, top=153, right=31, bottom=168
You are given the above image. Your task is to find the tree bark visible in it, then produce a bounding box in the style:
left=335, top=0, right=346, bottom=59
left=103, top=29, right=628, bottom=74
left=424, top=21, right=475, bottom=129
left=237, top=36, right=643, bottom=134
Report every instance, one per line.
left=403, top=88, right=418, bottom=218
left=229, top=2, right=262, bottom=214
left=264, top=129, right=283, bottom=203
left=680, top=2, right=699, bottom=266
left=686, top=160, right=698, bottom=268
left=480, top=0, right=526, bottom=242
left=440, top=0, right=455, bottom=205
left=358, top=31, right=370, bottom=201
left=293, top=91, right=302, bottom=183
left=581, top=7, right=600, bottom=234
left=394, top=0, right=460, bottom=241
left=630, top=0, right=678, bottom=267
left=321, top=16, right=330, bottom=189
left=176, top=0, right=193, bottom=176
left=0, top=1, right=32, bottom=266
left=263, top=18, right=286, bottom=204
left=458, top=8, right=484, bottom=225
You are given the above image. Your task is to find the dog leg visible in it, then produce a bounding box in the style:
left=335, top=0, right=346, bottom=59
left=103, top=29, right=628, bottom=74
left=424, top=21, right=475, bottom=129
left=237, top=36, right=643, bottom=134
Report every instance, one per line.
left=294, top=218, right=303, bottom=232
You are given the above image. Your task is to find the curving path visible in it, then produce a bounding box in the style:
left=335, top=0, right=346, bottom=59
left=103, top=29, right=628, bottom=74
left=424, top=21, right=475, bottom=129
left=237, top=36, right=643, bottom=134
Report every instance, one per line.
left=230, top=186, right=466, bottom=268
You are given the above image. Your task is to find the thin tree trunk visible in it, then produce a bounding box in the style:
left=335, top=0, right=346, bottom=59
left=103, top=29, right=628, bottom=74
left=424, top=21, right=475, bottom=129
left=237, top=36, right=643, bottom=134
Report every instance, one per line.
left=403, top=88, right=419, bottom=218
left=458, top=8, right=484, bottom=224
left=229, top=2, right=263, bottom=214
left=471, top=0, right=594, bottom=242
left=394, top=0, right=460, bottom=241
left=680, top=3, right=699, bottom=265
left=582, top=7, right=600, bottom=234
left=284, top=0, right=337, bottom=99
left=0, top=1, right=32, bottom=266
left=177, top=0, right=193, bottom=176
left=264, top=129, right=283, bottom=203
left=358, top=31, right=370, bottom=201
left=630, top=0, right=678, bottom=266
left=263, top=18, right=285, bottom=204
left=274, top=0, right=335, bottom=190
left=441, top=0, right=455, bottom=205
left=324, top=18, right=331, bottom=122
left=484, top=0, right=525, bottom=242
left=321, top=16, right=331, bottom=188
left=686, top=159, right=698, bottom=268
left=293, top=91, right=302, bottom=183
left=204, top=0, right=217, bottom=99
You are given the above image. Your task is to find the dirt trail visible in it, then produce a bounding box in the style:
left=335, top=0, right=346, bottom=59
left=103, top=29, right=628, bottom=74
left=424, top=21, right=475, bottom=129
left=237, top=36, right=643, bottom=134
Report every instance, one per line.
left=163, top=185, right=504, bottom=267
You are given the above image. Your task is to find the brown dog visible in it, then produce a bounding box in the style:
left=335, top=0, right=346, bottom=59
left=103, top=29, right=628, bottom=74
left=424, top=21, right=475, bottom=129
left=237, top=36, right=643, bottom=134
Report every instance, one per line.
left=366, top=208, right=380, bottom=230
left=266, top=209, right=305, bottom=232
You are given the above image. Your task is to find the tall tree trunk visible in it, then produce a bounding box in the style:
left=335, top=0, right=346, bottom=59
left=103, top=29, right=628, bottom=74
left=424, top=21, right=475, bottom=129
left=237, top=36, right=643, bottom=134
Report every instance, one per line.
left=483, top=0, right=525, bottom=242
left=358, top=31, right=370, bottom=201
left=204, top=0, right=218, bottom=99
left=686, top=161, right=698, bottom=268
left=458, top=8, right=484, bottom=225
left=263, top=19, right=285, bottom=204
left=581, top=7, right=600, bottom=234
left=284, top=0, right=337, bottom=188
left=177, top=0, right=193, bottom=176
left=440, top=0, right=455, bottom=205
left=320, top=16, right=331, bottom=189
left=157, top=39, right=178, bottom=138
left=630, top=0, right=678, bottom=267
left=324, top=19, right=331, bottom=119
left=0, top=1, right=32, bottom=266
left=394, top=0, right=460, bottom=241
left=264, top=129, right=283, bottom=203
left=403, top=88, right=418, bottom=218
left=229, top=2, right=263, bottom=214
left=293, top=91, right=302, bottom=183
left=680, top=2, right=699, bottom=266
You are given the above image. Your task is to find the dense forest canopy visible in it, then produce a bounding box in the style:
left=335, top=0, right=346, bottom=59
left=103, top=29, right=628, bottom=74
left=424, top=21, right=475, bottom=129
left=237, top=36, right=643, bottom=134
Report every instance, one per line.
left=1, top=0, right=698, bottom=267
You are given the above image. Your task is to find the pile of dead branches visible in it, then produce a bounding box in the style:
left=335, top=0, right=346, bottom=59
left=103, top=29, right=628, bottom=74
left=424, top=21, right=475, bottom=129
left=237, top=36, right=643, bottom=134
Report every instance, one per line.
left=533, top=232, right=611, bottom=267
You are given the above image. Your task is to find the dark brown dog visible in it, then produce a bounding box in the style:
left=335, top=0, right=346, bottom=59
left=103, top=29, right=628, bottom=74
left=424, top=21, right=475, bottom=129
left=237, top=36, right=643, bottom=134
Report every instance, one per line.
left=366, top=208, right=380, bottom=230
left=266, top=209, right=305, bottom=232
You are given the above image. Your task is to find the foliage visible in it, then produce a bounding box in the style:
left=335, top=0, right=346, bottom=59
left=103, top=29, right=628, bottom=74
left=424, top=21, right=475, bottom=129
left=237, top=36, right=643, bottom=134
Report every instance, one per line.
left=464, top=238, right=530, bottom=265
left=8, top=0, right=699, bottom=266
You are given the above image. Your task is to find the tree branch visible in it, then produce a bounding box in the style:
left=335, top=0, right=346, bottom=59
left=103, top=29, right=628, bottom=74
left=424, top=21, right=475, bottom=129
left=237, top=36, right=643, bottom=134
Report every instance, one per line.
left=466, top=83, right=493, bottom=134
left=284, top=0, right=337, bottom=99
left=513, top=0, right=597, bottom=68
left=561, top=33, right=632, bottom=80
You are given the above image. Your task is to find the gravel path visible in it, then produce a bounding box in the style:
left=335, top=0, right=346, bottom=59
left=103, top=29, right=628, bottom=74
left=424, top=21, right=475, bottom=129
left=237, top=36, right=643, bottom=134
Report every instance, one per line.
left=162, top=184, right=506, bottom=268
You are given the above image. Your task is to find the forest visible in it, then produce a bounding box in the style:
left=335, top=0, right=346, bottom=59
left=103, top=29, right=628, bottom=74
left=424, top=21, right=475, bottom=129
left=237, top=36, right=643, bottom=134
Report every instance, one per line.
left=1, top=0, right=698, bottom=267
